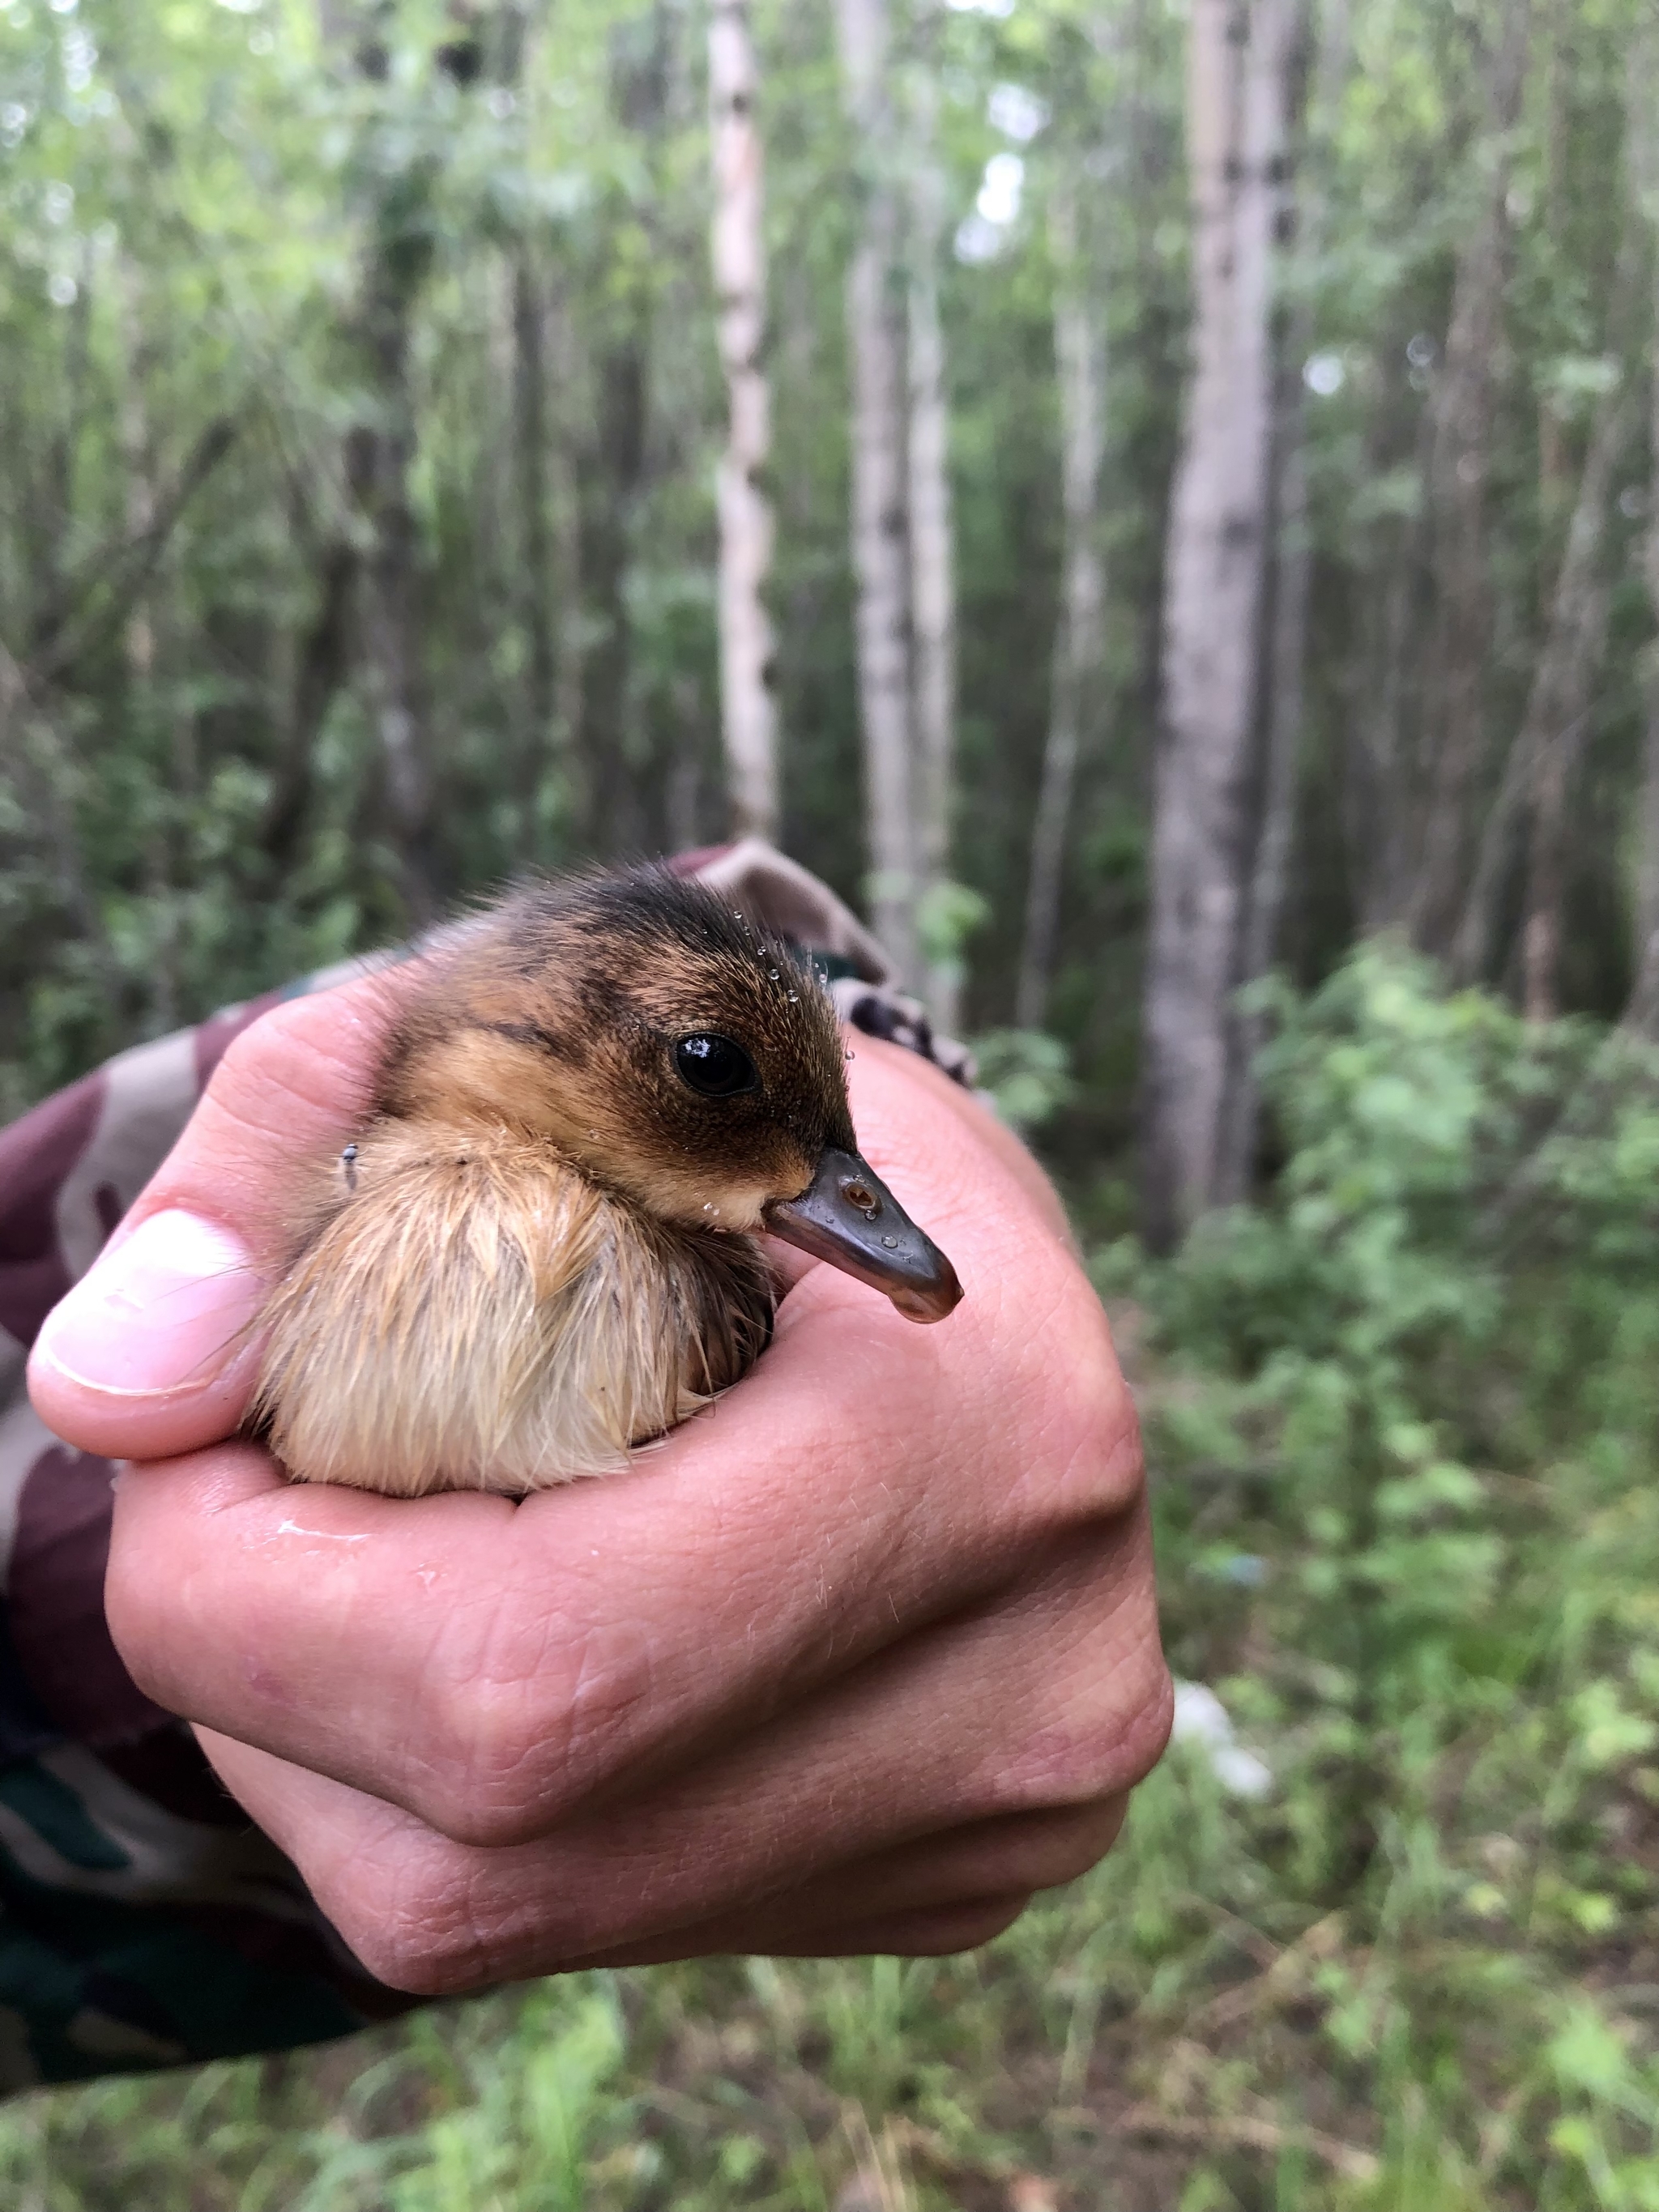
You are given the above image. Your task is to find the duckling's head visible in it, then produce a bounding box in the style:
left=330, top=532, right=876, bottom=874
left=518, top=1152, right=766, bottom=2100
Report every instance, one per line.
left=377, top=866, right=962, bottom=1322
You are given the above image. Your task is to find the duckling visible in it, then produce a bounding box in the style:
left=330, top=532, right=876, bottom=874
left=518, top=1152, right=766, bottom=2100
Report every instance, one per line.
left=250, top=864, right=962, bottom=1497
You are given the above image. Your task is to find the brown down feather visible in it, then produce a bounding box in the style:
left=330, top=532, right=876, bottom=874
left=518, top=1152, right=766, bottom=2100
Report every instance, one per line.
left=249, top=866, right=851, bottom=1496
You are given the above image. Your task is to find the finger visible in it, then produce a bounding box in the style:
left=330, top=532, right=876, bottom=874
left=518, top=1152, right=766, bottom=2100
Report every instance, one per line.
left=848, top=1036, right=1077, bottom=1251
left=559, top=1893, right=1038, bottom=1967
left=189, top=1511, right=1168, bottom=1991
left=28, top=974, right=405, bottom=1460
left=552, top=1797, right=1126, bottom=1967
left=755, top=1896, right=1034, bottom=1958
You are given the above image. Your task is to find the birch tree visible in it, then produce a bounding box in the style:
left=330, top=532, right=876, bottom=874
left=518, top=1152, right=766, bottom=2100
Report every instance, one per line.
left=1624, top=41, right=1659, bottom=1033
left=902, top=8, right=960, bottom=1026
left=1017, top=164, right=1106, bottom=1034
left=1214, top=0, right=1346, bottom=1202
left=1141, top=0, right=1297, bottom=1251
left=1633, top=309, right=1659, bottom=1025
left=709, top=0, right=778, bottom=842
left=836, top=0, right=919, bottom=986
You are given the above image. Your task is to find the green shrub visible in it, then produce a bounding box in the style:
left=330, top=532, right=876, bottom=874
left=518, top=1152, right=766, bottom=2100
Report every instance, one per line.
left=1107, top=940, right=1659, bottom=2201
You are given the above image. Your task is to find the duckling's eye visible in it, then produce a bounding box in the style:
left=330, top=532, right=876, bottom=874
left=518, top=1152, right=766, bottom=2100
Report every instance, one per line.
left=675, top=1034, right=759, bottom=1098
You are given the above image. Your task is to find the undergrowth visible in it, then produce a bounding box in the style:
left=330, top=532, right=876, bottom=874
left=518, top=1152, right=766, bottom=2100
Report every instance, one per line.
left=11, top=943, right=1659, bottom=2210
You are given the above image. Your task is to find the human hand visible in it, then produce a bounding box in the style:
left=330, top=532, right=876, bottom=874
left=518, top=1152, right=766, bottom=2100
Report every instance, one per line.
left=28, top=978, right=1171, bottom=1993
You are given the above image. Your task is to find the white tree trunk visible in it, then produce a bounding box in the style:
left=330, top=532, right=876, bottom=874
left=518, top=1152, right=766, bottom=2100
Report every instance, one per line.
left=902, top=30, right=960, bottom=1027
left=709, top=0, right=778, bottom=842
left=835, top=0, right=919, bottom=987
left=1634, top=339, right=1659, bottom=1025
left=1017, top=166, right=1106, bottom=1034
left=1215, top=0, right=1346, bottom=1201
left=1141, top=0, right=1295, bottom=1250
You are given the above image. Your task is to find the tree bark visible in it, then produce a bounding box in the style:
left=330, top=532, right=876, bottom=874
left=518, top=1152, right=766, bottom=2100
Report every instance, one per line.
left=1017, top=164, right=1106, bottom=1035
left=902, top=15, right=960, bottom=1028
left=1405, top=1, right=1531, bottom=954
left=1633, top=344, right=1659, bottom=1024
left=1141, top=0, right=1296, bottom=1251
left=348, top=266, right=433, bottom=918
left=709, top=0, right=779, bottom=842
left=513, top=252, right=558, bottom=820
left=835, top=0, right=919, bottom=988
left=1627, top=48, right=1659, bottom=1035
left=321, top=0, right=451, bottom=920
left=1216, top=0, right=1337, bottom=1201
left=115, top=260, right=180, bottom=1034
left=1349, top=395, right=1435, bottom=932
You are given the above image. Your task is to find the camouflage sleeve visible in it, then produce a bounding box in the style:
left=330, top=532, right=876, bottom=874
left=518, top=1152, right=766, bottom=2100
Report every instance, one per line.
left=0, top=841, right=966, bottom=2091
left=0, top=998, right=417, bottom=2090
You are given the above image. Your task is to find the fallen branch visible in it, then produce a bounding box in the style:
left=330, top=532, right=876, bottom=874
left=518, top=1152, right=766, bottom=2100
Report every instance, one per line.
left=1111, top=2103, right=1379, bottom=2182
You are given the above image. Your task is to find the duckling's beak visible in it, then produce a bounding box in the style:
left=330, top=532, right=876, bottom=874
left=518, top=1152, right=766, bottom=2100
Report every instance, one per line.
left=763, top=1148, right=963, bottom=1323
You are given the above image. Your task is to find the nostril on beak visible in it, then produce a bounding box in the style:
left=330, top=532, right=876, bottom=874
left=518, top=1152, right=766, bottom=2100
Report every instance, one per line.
left=841, top=1178, right=881, bottom=1218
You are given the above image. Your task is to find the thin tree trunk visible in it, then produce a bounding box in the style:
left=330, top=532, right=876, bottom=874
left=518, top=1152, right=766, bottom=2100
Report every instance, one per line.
left=1456, top=283, right=1639, bottom=991
left=835, top=0, right=919, bottom=987
left=1141, top=0, right=1296, bottom=1251
left=116, top=258, right=180, bottom=1034
left=1516, top=385, right=1631, bottom=1016
left=1627, top=46, right=1659, bottom=1034
left=36, top=255, right=91, bottom=653
left=1017, top=165, right=1106, bottom=1034
left=322, top=0, right=444, bottom=919
left=258, top=535, right=356, bottom=865
left=513, top=250, right=558, bottom=816
left=574, top=11, right=670, bottom=858
left=1537, top=0, right=1568, bottom=522
left=349, top=266, right=433, bottom=918
left=903, top=16, right=960, bottom=1026
left=1405, top=1, right=1531, bottom=954
left=1216, top=0, right=1340, bottom=1201
left=709, top=0, right=779, bottom=842
left=547, top=291, right=585, bottom=820
left=1633, top=386, right=1659, bottom=1022
left=1350, top=395, right=1435, bottom=931
left=577, top=335, right=646, bottom=856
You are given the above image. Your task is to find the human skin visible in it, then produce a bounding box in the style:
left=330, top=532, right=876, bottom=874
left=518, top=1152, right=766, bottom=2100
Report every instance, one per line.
left=27, top=977, right=1171, bottom=1995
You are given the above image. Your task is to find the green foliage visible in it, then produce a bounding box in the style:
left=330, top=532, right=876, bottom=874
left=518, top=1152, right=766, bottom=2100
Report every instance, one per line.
left=968, top=1023, right=1073, bottom=1130
left=1109, top=943, right=1659, bottom=2203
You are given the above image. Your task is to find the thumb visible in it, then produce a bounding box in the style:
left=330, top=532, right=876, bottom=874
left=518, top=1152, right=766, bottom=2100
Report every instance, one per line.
left=27, top=973, right=399, bottom=1462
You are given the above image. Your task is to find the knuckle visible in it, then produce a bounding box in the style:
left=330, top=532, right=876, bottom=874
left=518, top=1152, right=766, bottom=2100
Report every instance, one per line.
left=887, top=1893, right=1031, bottom=1955
left=326, top=1855, right=499, bottom=1997
left=418, top=1613, right=658, bottom=1846
left=423, top=1679, right=545, bottom=1846
left=1014, top=1801, right=1127, bottom=1892
left=211, top=1004, right=360, bottom=1129
left=1008, top=1289, right=1145, bottom=1533
left=985, top=1649, right=1175, bottom=1819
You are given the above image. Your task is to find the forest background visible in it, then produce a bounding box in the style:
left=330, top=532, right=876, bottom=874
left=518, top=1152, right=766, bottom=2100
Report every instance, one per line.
left=11, top=0, right=1659, bottom=2206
